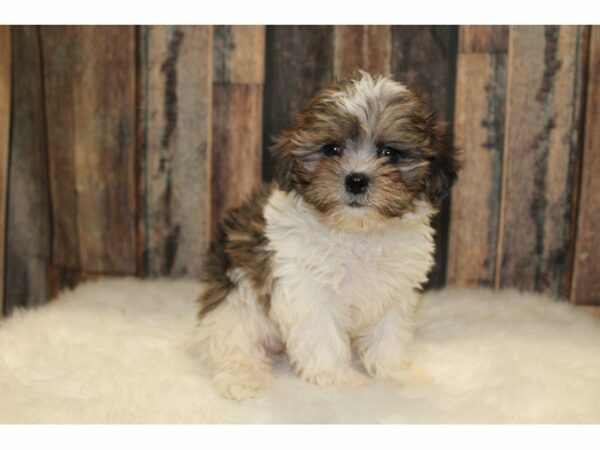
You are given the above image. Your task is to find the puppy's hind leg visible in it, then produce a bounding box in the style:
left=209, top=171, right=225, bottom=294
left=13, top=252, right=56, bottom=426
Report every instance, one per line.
left=196, top=271, right=275, bottom=401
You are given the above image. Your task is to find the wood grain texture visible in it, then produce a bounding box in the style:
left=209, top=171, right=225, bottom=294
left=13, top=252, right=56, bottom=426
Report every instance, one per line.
left=496, top=26, right=587, bottom=296
left=0, top=26, right=10, bottom=315
left=262, top=26, right=334, bottom=181
left=571, top=26, right=600, bottom=305
left=212, top=26, right=265, bottom=229
left=4, top=26, right=51, bottom=314
left=334, top=26, right=391, bottom=78
left=41, top=26, right=137, bottom=274
left=391, top=25, right=458, bottom=288
left=141, top=26, right=213, bottom=277
left=459, top=26, right=509, bottom=53
left=211, top=85, right=263, bottom=229
left=447, top=52, right=507, bottom=288
left=214, top=25, right=265, bottom=84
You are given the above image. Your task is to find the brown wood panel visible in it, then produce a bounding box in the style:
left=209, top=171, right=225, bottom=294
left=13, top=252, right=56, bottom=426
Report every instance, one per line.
left=447, top=52, right=507, bottom=288
left=211, top=84, right=263, bottom=228
left=262, top=25, right=334, bottom=181
left=0, top=26, right=10, bottom=315
left=214, top=25, right=265, bottom=84
left=141, top=26, right=213, bottom=277
left=572, top=26, right=600, bottom=305
left=334, top=25, right=391, bottom=78
left=391, top=25, right=458, bottom=288
left=459, top=25, right=509, bottom=53
left=4, top=26, right=51, bottom=314
left=40, top=26, right=137, bottom=274
left=496, top=26, right=587, bottom=296
left=212, top=26, right=265, bottom=230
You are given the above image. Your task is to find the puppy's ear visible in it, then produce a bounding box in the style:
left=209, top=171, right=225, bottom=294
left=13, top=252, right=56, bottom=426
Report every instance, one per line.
left=269, top=132, right=296, bottom=192
left=423, top=114, right=461, bottom=205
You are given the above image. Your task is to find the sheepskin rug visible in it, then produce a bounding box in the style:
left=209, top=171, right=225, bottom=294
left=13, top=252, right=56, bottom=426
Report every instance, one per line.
left=1, top=278, right=599, bottom=424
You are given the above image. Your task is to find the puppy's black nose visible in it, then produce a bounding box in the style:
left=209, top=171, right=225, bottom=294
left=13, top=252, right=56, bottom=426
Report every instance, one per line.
left=345, top=173, right=370, bottom=195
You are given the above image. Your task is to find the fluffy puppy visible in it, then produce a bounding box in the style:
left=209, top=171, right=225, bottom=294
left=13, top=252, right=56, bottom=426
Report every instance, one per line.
left=196, top=72, right=460, bottom=400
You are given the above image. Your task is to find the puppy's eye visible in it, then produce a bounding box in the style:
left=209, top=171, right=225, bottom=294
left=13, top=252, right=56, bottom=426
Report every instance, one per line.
left=377, top=146, right=403, bottom=163
left=322, top=143, right=343, bottom=157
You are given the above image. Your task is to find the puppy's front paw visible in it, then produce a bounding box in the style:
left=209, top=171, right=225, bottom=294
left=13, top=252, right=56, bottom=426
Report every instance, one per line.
left=213, top=369, right=271, bottom=401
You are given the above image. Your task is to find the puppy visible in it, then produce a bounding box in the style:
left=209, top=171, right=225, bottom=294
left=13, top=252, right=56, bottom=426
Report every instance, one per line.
left=196, top=72, right=460, bottom=400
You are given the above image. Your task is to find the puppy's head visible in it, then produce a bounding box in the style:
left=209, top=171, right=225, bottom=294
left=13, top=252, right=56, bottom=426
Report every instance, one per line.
left=270, top=72, right=460, bottom=231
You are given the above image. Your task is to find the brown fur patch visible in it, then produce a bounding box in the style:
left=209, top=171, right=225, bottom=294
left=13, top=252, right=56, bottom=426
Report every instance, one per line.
left=198, top=183, right=275, bottom=318
left=270, top=74, right=460, bottom=221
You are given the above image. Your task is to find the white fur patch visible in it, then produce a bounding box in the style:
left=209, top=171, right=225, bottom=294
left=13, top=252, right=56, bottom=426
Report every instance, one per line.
left=194, top=187, right=436, bottom=398
left=264, top=189, right=435, bottom=385
left=334, top=72, right=409, bottom=128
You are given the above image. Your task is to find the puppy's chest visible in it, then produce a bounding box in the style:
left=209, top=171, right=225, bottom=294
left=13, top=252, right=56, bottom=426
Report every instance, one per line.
left=270, top=227, right=412, bottom=292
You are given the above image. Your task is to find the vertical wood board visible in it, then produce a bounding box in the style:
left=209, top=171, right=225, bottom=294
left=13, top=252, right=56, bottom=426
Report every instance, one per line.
left=0, top=26, right=11, bottom=315
left=334, top=26, right=391, bottom=78
left=211, top=26, right=265, bottom=230
left=448, top=52, right=507, bottom=287
left=41, top=26, right=137, bottom=274
left=141, top=25, right=213, bottom=277
left=572, top=26, right=600, bottom=304
left=497, top=25, right=586, bottom=295
left=459, top=26, right=509, bottom=53
left=5, top=26, right=51, bottom=313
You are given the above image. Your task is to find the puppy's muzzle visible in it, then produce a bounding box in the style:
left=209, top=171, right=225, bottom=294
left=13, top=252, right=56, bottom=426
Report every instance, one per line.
left=345, top=173, right=370, bottom=195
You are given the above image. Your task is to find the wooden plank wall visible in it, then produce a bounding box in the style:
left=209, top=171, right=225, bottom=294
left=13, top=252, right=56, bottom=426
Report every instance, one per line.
left=0, top=27, right=10, bottom=315
left=571, top=26, right=600, bottom=305
left=212, top=26, right=265, bottom=230
left=496, top=26, right=586, bottom=296
left=4, top=26, right=51, bottom=314
left=141, top=26, right=213, bottom=278
left=448, top=26, right=508, bottom=287
left=2, top=25, right=600, bottom=315
left=40, top=26, right=137, bottom=289
left=448, top=25, right=590, bottom=301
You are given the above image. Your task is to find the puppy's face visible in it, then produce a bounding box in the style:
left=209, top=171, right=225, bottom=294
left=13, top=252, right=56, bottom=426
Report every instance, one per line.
left=271, top=73, right=459, bottom=231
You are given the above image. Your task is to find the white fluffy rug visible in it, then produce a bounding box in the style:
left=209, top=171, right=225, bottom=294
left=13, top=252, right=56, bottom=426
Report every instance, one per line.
left=1, top=278, right=599, bottom=424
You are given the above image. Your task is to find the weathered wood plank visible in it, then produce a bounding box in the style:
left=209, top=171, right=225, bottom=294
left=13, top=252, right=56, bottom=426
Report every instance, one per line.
left=571, top=26, right=600, bottom=305
left=214, top=25, right=265, bottom=84
left=212, top=26, right=265, bottom=229
left=334, top=25, right=391, bottom=78
left=40, top=26, right=137, bottom=274
left=211, top=84, right=263, bottom=228
left=391, top=25, right=459, bottom=288
left=459, top=25, right=509, bottom=53
left=262, top=26, right=334, bottom=181
left=447, top=52, right=507, bottom=288
left=496, top=26, right=587, bottom=296
left=0, top=26, right=11, bottom=315
left=141, top=25, right=213, bottom=277
left=447, top=26, right=508, bottom=288
left=4, top=26, right=51, bottom=314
